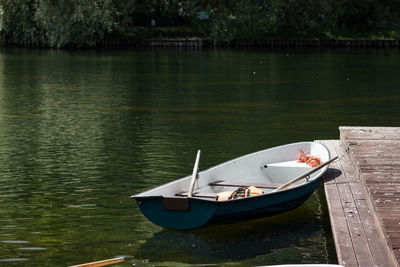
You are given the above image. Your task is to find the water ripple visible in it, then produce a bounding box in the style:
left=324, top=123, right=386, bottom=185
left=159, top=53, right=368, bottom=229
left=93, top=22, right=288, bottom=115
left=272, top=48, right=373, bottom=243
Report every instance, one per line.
left=0, top=258, right=29, bottom=262
left=1, top=240, right=29, bottom=244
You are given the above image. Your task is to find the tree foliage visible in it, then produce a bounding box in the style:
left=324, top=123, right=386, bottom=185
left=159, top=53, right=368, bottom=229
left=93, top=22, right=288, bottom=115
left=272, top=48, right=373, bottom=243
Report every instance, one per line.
left=0, top=0, right=399, bottom=47
left=204, top=1, right=277, bottom=41
left=0, top=0, right=134, bottom=47
left=130, top=0, right=191, bottom=26
left=0, top=0, right=39, bottom=45
left=198, top=0, right=400, bottom=42
left=331, top=0, right=395, bottom=31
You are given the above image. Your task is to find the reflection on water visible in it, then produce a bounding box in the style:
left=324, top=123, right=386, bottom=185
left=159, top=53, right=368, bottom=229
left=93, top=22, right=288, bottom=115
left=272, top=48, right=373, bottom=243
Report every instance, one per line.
left=0, top=47, right=399, bottom=266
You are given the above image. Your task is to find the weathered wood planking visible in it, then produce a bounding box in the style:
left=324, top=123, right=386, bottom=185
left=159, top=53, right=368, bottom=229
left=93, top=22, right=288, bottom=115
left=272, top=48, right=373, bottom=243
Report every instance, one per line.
left=339, top=126, right=400, bottom=265
left=320, top=139, right=396, bottom=266
left=340, top=126, right=400, bottom=140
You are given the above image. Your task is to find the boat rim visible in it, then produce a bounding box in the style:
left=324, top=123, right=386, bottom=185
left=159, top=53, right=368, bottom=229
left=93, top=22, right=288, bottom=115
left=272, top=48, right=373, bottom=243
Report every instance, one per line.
left=131, top=141, right=331, bottom=201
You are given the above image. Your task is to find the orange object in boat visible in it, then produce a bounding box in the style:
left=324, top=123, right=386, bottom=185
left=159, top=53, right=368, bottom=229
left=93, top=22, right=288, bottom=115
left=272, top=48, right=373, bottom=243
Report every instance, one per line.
left=247, top=186, right=263, bottom=196
left=215, top=191, right=232, bottom=201
left=216, top=186, right=263, bottom=201
left=297, top=149, right=321, bottom=167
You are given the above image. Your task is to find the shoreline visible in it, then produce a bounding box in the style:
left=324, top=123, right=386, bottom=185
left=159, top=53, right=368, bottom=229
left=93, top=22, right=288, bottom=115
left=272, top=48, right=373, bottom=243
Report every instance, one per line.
left=3, top=39, right=400, bottom=49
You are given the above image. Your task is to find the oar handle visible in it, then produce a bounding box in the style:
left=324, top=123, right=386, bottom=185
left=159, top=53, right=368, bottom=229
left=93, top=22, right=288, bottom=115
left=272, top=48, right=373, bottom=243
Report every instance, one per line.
left=188, top=150, right=201, bottom=197
left=274, top=156, right=338, bottom=192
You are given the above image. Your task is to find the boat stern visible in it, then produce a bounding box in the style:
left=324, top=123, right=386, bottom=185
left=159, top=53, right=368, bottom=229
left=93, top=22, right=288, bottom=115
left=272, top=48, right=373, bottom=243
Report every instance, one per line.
left=133, top=196, right=217, bottom=230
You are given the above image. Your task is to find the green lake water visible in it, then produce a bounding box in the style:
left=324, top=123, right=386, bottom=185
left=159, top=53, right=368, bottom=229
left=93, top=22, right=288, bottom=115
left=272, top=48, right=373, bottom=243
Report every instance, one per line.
left=0, top=47, right=399, bottom=266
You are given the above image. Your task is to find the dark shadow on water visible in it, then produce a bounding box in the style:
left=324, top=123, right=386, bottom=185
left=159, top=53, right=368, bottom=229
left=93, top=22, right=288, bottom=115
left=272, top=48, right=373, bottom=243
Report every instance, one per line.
left=136, top=203, right=331, bottom=265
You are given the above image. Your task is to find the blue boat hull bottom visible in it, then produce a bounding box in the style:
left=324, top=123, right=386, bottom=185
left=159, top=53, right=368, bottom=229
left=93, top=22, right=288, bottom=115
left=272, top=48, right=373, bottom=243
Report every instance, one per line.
left=136, top=174, right=322, bottom=230
left=210, top=191, right=314, bottom=225
left=132, top=142, right=331, bottom=230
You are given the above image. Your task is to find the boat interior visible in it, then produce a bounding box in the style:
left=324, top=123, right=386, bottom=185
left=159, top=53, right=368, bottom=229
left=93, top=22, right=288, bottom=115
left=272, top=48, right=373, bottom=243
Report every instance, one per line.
left=175, top=160, right=318, bottom=199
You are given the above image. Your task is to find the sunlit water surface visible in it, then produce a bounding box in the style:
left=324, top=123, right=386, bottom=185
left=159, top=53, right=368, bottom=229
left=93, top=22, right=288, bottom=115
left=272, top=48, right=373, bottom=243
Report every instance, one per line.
left=0, top=47, right=399, bottom=266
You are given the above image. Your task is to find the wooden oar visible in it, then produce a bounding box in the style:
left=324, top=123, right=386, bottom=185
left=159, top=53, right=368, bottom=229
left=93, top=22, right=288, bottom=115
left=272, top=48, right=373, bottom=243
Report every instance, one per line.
left=273, top=156, right=338, bottom=192
left=188, top=150, right=201, bottom=197
left=69, top=257, right=124, bottom=267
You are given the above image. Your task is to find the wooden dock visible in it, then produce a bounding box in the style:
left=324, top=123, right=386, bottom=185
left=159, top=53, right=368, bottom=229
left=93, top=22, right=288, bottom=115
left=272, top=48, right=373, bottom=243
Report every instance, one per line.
left=320, top=126, right=400, bottom=266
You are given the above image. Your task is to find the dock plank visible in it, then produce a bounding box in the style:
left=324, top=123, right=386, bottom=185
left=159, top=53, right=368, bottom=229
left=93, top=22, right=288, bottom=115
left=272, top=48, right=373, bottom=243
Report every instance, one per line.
left=320, top=139, right=396, bottom=267
left=324, top=182, right=358, bottom=266
left=339, top=126, right=400, bottom=266
left=337, top=182, right=375, bottom=266
left=321, top=140, right=359, bottom=266
left=340, top=126, right=400, bottom=141
left=356, top=198, right=393, bottom=266
left=332, top=138, right=394, bottom=266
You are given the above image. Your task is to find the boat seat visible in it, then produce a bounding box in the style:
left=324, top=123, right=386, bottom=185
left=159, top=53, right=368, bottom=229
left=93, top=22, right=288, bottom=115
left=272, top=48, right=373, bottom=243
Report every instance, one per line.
left=175, top=181, right=283, bottom=199
left=209, top=180, right=283, bottom=189
left=260, top=160, right=310, bottom=182
left=175, top=191, right=216, bottom=198
left=262, top=160, right=309, bottom=168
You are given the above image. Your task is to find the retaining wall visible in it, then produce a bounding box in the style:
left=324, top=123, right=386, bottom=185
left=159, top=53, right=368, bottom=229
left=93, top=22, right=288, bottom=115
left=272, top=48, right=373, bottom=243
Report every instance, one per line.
left=4, top=39, right=400, bottom=48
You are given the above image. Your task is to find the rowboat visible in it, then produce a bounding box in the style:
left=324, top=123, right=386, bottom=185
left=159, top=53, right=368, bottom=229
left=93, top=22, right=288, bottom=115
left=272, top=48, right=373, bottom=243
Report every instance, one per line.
left=132, top=142, right=334, bottom=230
